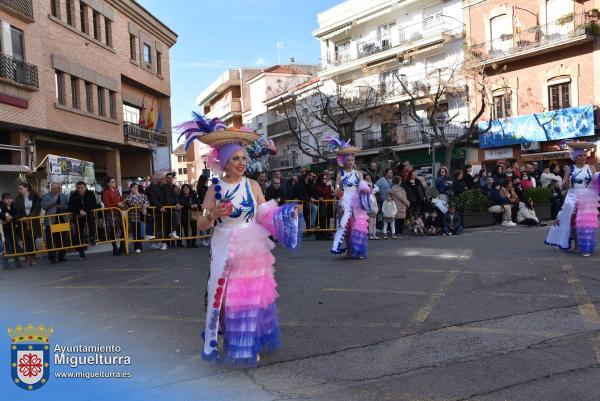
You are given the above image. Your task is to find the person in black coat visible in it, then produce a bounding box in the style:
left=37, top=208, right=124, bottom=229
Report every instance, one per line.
left=176, top=184, right=199, bottom=247
left=1, top=192, right=22, bottom=268
left=294, top=172, right=318, bottom=229
left=402, top=171, right=425, bottom=216
left=463, top=165, right=475, bottom=189
left=68, top=181, right=99, bottom=259
left=148, top=174, right=178, bottom=245
left=451, top=170, right=468, bottom=199
left=265, top=178, right=286, bottom=205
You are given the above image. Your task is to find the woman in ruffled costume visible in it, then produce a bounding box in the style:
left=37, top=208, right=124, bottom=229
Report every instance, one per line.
left=178, top=114, right=301, bottom=366
left=545, top=141, right=599, bottom=257
left=327, top=136, right=371, bottom=259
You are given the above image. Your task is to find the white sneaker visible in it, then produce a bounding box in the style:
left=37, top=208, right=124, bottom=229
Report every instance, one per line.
left=135, top=249, right=141, bottom=254
left=202, top=239, right=210, bottom=247
left=505, top=221, right=516, bottom=226
left=169, top=231, right=180, bottom=239
left=160, top=243, right=168, bottom=251
left=145, top=235, right=155, bottom=240
left=150, top=243, right=161, bottom=249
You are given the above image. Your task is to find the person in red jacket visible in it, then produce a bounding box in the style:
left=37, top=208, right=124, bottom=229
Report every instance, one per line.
left=101, top=176, right=125, bottom=255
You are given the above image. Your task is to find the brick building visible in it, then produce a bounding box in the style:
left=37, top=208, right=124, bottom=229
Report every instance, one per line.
left=464, top=0, right=600, bottom=170
left=0, top=0, right=177, bottom=193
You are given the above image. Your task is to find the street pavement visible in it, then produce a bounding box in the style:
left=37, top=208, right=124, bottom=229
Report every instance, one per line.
left=1, top=225, right=600, bottom=401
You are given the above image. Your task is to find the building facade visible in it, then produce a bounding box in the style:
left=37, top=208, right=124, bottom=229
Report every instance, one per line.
left=465, top=0, right=600, bottom=170
left=0, top=0, right=177, bottom=193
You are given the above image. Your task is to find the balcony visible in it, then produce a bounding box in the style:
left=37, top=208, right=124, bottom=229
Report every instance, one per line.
left=322, top=16, right=464, bottom=74
left=123, top=122, right=168, bottom=147
left=361, top=123, right=466, bottom=150
left=0, top=53, right=38, bottom=89
left=206, top=98, right=242, bottom=121
left=270, top=155, right=293, bottom=169
left=267, top=117, right=298, bottom=137
left=470, top=13, right=597, bottom=64
left=0, top=0, right=33, bottom=22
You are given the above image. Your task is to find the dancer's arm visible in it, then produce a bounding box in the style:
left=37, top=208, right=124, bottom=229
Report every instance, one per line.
left=197, top=186, right=229, bottom=231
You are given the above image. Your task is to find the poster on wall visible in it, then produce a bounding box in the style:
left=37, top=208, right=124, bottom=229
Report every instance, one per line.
left=479, top=105, right=595, bottom=148
left=47, top=155, right=95, bottom=186
left=153, top=147, right=172, bottom=173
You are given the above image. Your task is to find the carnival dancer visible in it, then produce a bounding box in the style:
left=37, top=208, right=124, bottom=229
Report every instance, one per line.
left=177, top=114, right=301, bottom=367
left=545, top=141, right=598, bottom=257
left=327, top=136, right=370, bottom=259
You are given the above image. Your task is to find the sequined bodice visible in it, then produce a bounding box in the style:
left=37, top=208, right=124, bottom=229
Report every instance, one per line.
left=341, top=169, right=360, bottom=191
left=571, top=164, right=593, bottom=188
left=215, top=177, right=256, bottom=224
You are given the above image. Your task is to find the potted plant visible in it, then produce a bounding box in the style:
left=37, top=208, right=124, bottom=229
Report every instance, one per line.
left=455, top=189, right=493, bottom=228
left=523, top=187, right=553, bottom=220
left=557, top=12, right=575, bottom=25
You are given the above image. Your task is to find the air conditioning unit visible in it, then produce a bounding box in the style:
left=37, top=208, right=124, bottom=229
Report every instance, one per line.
left=520, top=141, right=541, bottom=151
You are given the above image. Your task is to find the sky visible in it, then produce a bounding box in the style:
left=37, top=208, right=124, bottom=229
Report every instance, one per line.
left=137, top=0, right=342, bottom=132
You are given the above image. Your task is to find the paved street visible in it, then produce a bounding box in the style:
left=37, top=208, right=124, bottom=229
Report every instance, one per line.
left=2, top=226, right=600, bottom=401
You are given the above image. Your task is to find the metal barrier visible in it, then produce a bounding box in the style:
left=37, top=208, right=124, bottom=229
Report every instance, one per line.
left=286, top=199, right=339, bottom=232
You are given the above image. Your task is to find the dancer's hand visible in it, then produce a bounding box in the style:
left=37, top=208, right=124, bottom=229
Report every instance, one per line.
left=213, top=201, right=232, bottom=219
left=292, top=206, right=299, bottom=220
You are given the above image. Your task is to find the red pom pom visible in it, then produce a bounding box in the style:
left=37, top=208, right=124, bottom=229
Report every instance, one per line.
left=213, top=301, right=220, bottom=308
left=216, top=286, right=223, bottom=294
left=217, top=278, right=225, bottom=286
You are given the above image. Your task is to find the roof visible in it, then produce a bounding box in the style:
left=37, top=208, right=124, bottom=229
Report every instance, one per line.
left=264, top=77, right=321, bottom=103
left=262, top=65, right=314, bottom=75
left=172, top=144, right=185, bottom=154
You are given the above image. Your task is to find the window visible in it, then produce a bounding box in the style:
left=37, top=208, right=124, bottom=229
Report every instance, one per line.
left=493, top=93, right=511, bottom=118
left=377, top=22, right=395, bottom=48
left=183, top=168, right=187, bottom=175
left=178, top=168, right=183, bottom=175
left=143, top=43, right=151, bottom=65
left=50, top=0, right=60, bottom=17
left=71, top=76, right=80, bottom=110
left=334, top=41, right=350, bottom=62
left=490, top=14, right=512, bottom=52
left=80, top=2, right=88, bottom=34
left=65, top=0, right=73, bottom=26
left=379, top=70, right=395, bottom=93
left=548, top=82, right=570, bottom=110
left=156, top=51, right=162, bottom=75
left=109, top=91, right=116, bottom=120
left=85, top=82, right=94, bottom=113
left=92, top=11, right=101, bottom=41
left=10, top=27, right=24, bottom=60
left=104, top=19, right=112, bottom=47
left=97, top=87, right=106, bottom=116
left=129, top=34, right=137, bottom=61
left=177, top=156, right=183, bottom=163
left=123, top=104, right=140, bottom=124
left=55, top=71, right=66, bottom=105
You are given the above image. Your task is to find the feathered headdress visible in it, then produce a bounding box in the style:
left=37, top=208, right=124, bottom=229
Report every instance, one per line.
left=176, top=112, right=227, bottom=151
left=553, top=139, right=596, bottom=161
left=246, top=137, right=277, bottom=174
left=325, top=134, right=361, bottom=167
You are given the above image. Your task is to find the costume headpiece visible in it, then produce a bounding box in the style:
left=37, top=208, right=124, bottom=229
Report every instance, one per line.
left=176, top=113, right=260, bottom=174
left=246, top=137, right=277, bottom=174
left=325, top=134, right=361, bottom=167
left=555, top=139, right=596, bottom=161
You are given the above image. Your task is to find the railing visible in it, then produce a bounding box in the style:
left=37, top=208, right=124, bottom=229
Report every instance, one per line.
left=324, top=16, right=464, bottom=69
left=470, top=13, right=596, bottom=62
left=123, top=122, right=168, bottom=146
left=362, top=131, right=395, bottom=149
left=267, top=117, right=298, bottom=137
left=0, top=53, right=38, bottom=89
left=0, top=0, right=33, bottom=21
left=360, top=123, right=466, bottom=149
left=206, top=98, right=242, bottom=120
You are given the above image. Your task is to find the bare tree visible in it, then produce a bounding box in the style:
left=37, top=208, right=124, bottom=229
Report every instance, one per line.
left=277, top=76, right=395, bottom=164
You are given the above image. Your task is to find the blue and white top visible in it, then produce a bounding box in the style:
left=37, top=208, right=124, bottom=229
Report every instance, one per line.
left=341, top=169, right=360, bottom=191
left=571, top=164, right=593, bottom=189
left=215, top=177, right=256, bottom=224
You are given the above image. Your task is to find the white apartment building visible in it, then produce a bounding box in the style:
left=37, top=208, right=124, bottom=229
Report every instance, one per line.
left=313, top=0, right=470, bottom=170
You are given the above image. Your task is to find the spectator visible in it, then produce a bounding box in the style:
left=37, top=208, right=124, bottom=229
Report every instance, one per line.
left=451, top=170, right=468, bottom=198
left=443, top=205, right=463, bottom=236
left=289, top=175, right=299, bottom=198
left=68, top=181, right=98, bottom=259
left=270, top=171, right=289, bottom=200
left=41, top=182, right=69, bottom=263
left=512, top=177, right=525, bottom=203
left=435, top=167, right=449, bottom=200
left=101, top=176, right=125, bottom=256
left=144, top=175, right=158, bottom=239
left=463, top=165, right=475, bottom=189
left=265, top=178, right=286, bottom=205
left=521, top=171, right=535, bottom=189
left=322, top=170, right=335, bottom=193
left=390, top=176, right=410, bottom=237
left=256, top=172, right=267, bottom=195
left=540, top=166, right=561, bottom=188
left=511, top=162, right=521, bottom=179
left=529, top=162, right=542, bottom=186
left=517, top=198, right=540, bottom=226
left=14, top=182, right=41, bottom=266
left=376, top=168, right=394, bottom=206
left=1, top=192, right=21, bottom=269
left=481, top=177, right=494, bottom=194
left=477, top=169, right=488, bottom=190
left=381, top=193, right=397, bottom=239
left=549, top=181, right=564, bottom=220
left=196, top=175, right=210, bottom=247
left=425, top=210, right=442, bottom=236
left=364, top=175, right=379, bottom=240
left=399, top=161, right=412, bottom=182
left=314, top=173, right=335, bottom=240
left=177, top=184, right=199, bottom=248
left=124, top=183, right=149, bottom=254
left=166, top=173, right=183, bottom=247
left=294, top=172, right=318, bottom=230
left=148, top=173, right=179, bottom=250
left=363, top=162, right=382, bottom=183
left=502, top=179, right=519, bottom=206
left=403, top=171, right=425, bottom=216
left=551, top=163, right=564, bottom=188
left=411, top=212, right=424, bottom=236
left=487, top=181, right=516, bottom=226
left=492, top=165, right=507, bottom=184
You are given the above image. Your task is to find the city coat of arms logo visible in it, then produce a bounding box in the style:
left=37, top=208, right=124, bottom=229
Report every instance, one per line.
left=7, top=323, right=53, bottom=390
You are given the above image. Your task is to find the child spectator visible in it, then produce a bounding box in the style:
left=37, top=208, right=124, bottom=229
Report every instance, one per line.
left=382, top=193, right=397, bottom=239
left=411, top=212, right=424, bottom=236
left=443, top=205, right=463, bottom=236
left=517, top=198, right=540, bottom=226
left=425, top=210, right=442, bottom=235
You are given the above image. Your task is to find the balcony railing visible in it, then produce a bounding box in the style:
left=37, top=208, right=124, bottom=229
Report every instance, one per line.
left=0, top=0, right=33, bottom=21
left=0, top=53, right=38, bottom=89
left=267, top=117, right=298, bottom=137
left=362, top=123, right=466, bottom=149
left=123, top=122, right=168, bottom=146
left=206, top=98, right=242, bottom=120
left=325, top=16, right=464, bottom=69
left=470, top=13, right=596, bottom=63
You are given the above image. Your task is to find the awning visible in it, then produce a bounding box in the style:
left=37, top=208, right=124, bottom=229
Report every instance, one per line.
left=318, top=23, right=352, bottom=40
left=0, top=165, right=32, bottom=173
left=521, top=150, right=570, bottom=161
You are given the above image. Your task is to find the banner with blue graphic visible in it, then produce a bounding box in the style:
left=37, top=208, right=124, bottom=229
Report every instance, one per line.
left=479, top=105, right=595, bottom=148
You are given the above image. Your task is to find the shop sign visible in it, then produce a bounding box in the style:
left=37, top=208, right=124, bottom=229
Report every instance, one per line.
left=479, top=105, right=594, bottom=148
left=484, top=147, right=513, bottom=160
